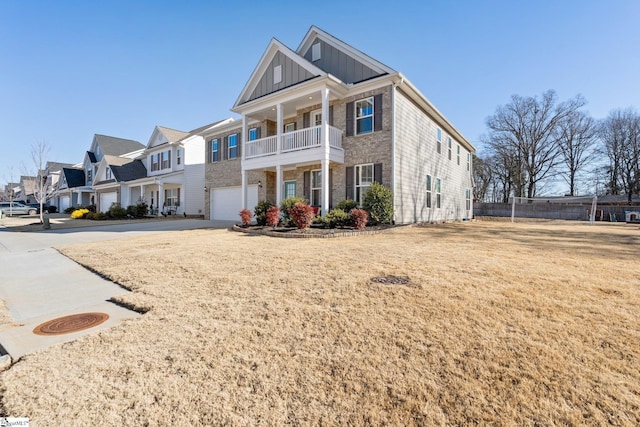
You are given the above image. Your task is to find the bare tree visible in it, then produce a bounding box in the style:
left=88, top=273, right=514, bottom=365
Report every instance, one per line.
left=472, top=154, right=493, bottom=202
left=28, top=140, right=54, bottom=223
left=599, top=109, right=640, bottom=202
left=556, top=111, right=598, bottom=195
left=484, top=90, right=587, bottom=198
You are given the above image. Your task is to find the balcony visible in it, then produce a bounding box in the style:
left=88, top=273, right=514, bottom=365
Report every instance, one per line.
left=245, top=125, right=343, bottom=160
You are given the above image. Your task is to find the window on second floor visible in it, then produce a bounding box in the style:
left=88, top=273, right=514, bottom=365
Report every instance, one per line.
left=457, top=145, right=461, bottom=165
left=87, top=168, right=92, bottom=182
left=436, top=128, right=442, bottom=154
left=177, top=148, right=182, bottom=165
left=161, top=150, right=171, bottom=169
left=151, top=153, right=159, bottom=171
left=249, top=127, right=260, bottom=141
left=355, top=97, right=374, bottom=135
left=447, top=137, right=452, bottom=161
left=211, top=139, right=219, bottom=163
left=228, top=134, right=238, bottom=159
left=105, top=167, right=112, bottom=180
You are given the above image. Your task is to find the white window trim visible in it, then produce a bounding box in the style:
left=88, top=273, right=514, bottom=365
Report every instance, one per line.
left=355, top=97, right=374, bottom=136
left=435, top=177, right=442, bottom=209
left=457, top=145, right=461, bottom=165
left=177, top=148, right=182, bottom=165
left=228, top=134, right=238, bottom=159
left=310, top=169, right=322, bottom=206
left=436, top=128, right=442, bottom=154
left=355, top=163, right=374, bottom=206
left=249, top=127, right=259, bottom=141
left=447, top=137, right=452, bottom=161
left=211, top=139, right=219, bottom=162
left=466, top=188, right=472, bottom=211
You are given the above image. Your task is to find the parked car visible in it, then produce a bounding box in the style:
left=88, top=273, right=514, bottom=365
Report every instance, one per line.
left=24, top=203, right=43, bottom=214
left=0, top=202, right=38, bottom=216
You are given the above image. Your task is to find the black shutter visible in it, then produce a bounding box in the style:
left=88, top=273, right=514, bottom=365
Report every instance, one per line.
left=256, top=127, right=261, bottom=139
left=206, top=140, right=211, bottom=163
left=222, top=136, right=228, bottom=160
left=374, top=94, right=383, bottom=132
left=303, top=171, right=310, bottom=202
left=303, top=112, right=310, bottom=128
left=236, top=133, right=241, bottom=158
left=346, top=102, right=354, bottom=136
left=329, top=169, right=333, bottom=209
left=329, top=105, right=334, bottom=126
left=374, top=163, right=383, bottom=184
left=345, top=166, right=354, bottom=200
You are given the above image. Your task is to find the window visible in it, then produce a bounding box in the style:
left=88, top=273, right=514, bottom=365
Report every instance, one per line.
left=87, top=168, right=92, bottom=182
left=273, top=65, right=282, bottom=84
left=435, top=178, right=442, bottom=208
left=355, top=164, right=374, bottom=206
left=211, top=139, right=219, bottom=162
left=426, top=174, right=432, bottom=208
left=447, top=137, right=452, bottom=160
left=165, top=188, right=180, bottom=207
left=284, top=123, right=296, bottom=133
left=457, top=145, right=461, bottom=165
left=151, top=153, right=159, bottom=171
left=249, top=128, right=259, bottom=141
left=467, top=153, right=471, bottom=171
left=436, top=128, right=442, bottom=154
left=105, top=167, right=112, bottom=180
left=355, top=97, right=374, bottom=135
left=161, top=150, right=171, bottom=169
left=311, top=170, right=322, bottom=206
left=284, top=181, right=296, bottom=199
left=312, top=42, right=321, bottom=61
left=228, top=134, right=238, bottom=159
left=177, top=149, right=182, bottom=165
left=466, top=188, right=471, bottom=211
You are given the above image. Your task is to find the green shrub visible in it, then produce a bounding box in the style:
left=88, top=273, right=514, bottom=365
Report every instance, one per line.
left=362, top=182, right=394, bottom=224
left=126, top=202, right=148, bottom=218
left=254, top=200, right=274, bottom=226
left=107, top=203, right=127, bottom=219
left=335, top=198, right=358, bottom=213
left=325, top=209, right=350, bottom=228
left=46, top=205, right=57, bottom=214
left=280, top=196, right=306, bottom=226
left=90, top=212, right=107, bottom=221
left=64, top=206, right=76, bottom=214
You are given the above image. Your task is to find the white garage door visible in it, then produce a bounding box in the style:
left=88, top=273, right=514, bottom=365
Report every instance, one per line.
left=59, top=196, right=70, bottom=212
left=99, top=192, right=118, bottom=212
left=211, top=185, right=258, bottom=221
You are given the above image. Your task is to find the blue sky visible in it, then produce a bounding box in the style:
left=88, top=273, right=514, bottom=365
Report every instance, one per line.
left=1, top=0, right=639, bottom=191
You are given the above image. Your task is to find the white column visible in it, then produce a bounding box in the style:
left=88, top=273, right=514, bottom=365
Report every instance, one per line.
left=140, top=184, right=145, bottom=204
left=241, top=169, right=247, bottom=209
left=158, top=182, right=164, bottom=216
left=276, top=165, right=283, bottom=206
left=276, top=103, right=282, bottom=154
left=241, top=115, right=248, bottom=161
left=321, top=87, right=330, bottom=149
left=321, top=158, right=330, bottom=216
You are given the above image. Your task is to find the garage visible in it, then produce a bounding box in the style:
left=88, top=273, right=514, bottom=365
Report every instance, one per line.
left=99, top=192, right=118, bottom=212
left=59, top=196, right=70, bottom=212
left=211, top=185, right=258, bottom=221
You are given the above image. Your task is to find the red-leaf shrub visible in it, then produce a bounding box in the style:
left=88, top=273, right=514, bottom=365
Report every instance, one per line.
left=351, top=208, right=368, bottom=230
left=288, top=202, right=315, bottom=229
left=266, top=206, right=280, bottom=228
left=239, top=208, right=253, bottom=227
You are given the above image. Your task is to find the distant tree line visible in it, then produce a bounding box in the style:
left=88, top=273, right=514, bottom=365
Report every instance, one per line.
left=474, top=90, right=640, bottom=203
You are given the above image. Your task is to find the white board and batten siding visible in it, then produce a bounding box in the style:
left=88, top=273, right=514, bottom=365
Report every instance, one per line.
left=393, top=90, right=473, bottom=223
left=99, top=192, right=118, bottom=213
left=210, top=185, right=258, bottom=221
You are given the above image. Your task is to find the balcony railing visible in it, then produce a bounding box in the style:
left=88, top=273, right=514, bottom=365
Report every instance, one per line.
left=245, top=125, right=342, bottom=159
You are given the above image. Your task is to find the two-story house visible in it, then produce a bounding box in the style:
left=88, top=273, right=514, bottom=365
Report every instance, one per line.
left=203, top=26, right=475, bottom=223
left=55, top=134, right=145, bottom=212
left=116, top=120, right=232, bottom=217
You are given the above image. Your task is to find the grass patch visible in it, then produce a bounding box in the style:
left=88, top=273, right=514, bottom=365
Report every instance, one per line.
left=1, top=221, right=639, bottom=425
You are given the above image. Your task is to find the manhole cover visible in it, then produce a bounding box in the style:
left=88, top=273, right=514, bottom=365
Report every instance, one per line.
left=371, top=275, right=411, bottom=285
left=33, top=312, right=109, bottom=336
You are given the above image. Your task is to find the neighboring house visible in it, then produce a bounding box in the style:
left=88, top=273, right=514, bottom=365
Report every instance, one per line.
left=203, top=26, right=475, bottom=223
left=55, top=166, right=85, bottom=211
left=1, top=183, right=20, bottom=202
left=17, top=176, right=37, bottom=203
left=44, top=161, right=75, bottom=209
left=120, top=121, right=232, bottom=217
left=61, top=134, right=145, bottom=212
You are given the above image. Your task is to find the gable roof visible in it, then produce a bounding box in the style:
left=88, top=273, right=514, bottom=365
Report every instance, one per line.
left=157, top=126, right=190, bottom=143
left=102, top=155, right=134, bottom=167
left=94, top=134, right=145, bottom=156
left=233, top=38, right=326, bottom=108
left=111, top=160, right=147, bottom=182
left=187, top=118, right=235, bottom=138
left=46, top=162, right=75, bottom=173
left=297, top=26, right=395, bottom=83
left=86, top=151, right=98, bottom=163
left=61, top=168, right=85, bottom=188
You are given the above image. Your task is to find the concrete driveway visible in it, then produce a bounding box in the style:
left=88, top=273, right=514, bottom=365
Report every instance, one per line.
left=0, top=218, right=234, bottom=361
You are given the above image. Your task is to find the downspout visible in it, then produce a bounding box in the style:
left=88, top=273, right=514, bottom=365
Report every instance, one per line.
left=391, top=76, right=404, bottom=224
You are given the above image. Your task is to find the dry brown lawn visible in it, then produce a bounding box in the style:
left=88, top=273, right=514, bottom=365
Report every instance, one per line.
left=1, top=221, right=639, bottom=426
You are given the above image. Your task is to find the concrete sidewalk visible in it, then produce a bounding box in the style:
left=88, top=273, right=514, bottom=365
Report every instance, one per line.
left=0, top=218, right=234, bottom=361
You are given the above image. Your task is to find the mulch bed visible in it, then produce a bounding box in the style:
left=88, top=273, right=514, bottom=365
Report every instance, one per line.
left=232, top=223, right=404, bottom=238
